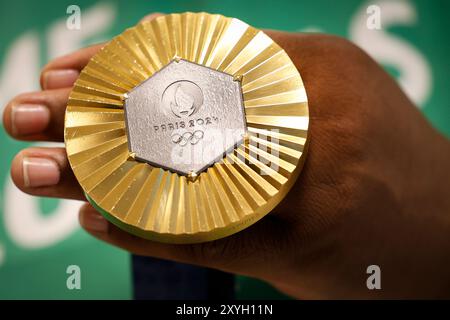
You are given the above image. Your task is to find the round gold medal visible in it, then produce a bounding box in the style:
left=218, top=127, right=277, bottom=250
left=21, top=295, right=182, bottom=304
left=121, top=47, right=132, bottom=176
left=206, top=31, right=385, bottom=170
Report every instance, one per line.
left=65, top=12, right=309, bottom=243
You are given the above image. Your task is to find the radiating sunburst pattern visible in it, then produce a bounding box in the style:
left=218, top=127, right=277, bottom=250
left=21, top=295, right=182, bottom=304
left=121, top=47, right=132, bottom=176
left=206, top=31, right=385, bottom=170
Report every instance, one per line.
left=65, top=12, right=309, bottom=243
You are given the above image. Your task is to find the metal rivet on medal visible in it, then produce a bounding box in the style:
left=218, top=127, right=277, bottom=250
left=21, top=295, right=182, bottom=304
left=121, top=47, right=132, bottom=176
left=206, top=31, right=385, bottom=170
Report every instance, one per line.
left=128, top=152, right=136, bottom=161
left=233, top=74, right=243, bottom=82
left=64, top=12, right=309, bottom=244
left=187, top=171, right=198, bottom=182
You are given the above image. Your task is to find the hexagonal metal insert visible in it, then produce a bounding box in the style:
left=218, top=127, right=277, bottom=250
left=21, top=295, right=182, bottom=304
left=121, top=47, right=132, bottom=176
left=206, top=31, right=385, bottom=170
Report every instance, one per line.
left=124, top=59, right=246, bottom=176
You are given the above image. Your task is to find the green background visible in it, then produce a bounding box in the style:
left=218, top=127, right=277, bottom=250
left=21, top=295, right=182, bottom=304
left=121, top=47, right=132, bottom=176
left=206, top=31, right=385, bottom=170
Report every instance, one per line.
left=0, top=0, right=448, bottom=299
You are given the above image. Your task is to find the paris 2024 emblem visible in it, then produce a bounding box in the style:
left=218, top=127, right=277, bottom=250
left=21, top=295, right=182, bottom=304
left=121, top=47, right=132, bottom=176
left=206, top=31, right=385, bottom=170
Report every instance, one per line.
left=161, top=80, right=206, bottom=146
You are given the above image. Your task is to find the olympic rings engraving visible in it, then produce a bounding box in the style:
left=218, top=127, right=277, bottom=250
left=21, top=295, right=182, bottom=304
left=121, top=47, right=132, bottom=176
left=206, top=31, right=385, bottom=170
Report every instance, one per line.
left=171, top=130, right=204, bottom=146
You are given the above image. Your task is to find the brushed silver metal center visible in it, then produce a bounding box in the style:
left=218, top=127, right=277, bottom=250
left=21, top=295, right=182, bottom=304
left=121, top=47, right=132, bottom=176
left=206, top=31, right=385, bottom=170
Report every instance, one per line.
left=124, top=59, right=246, bottom=176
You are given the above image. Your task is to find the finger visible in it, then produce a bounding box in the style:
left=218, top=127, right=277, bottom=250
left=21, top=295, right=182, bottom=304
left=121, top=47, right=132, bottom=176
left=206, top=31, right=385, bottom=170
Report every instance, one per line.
left=79, top=203, right=192, bottom=261
left=10, top=147, right=85, bottom=200
left=40, top=43, right=104, bottom=90
left=3, top=88, right=70, bottom=141
left=79, top=203, right=291, bottom=277
left=140, top=12, right=164, bottom=22
left=40, top=13, right=164, bottom=90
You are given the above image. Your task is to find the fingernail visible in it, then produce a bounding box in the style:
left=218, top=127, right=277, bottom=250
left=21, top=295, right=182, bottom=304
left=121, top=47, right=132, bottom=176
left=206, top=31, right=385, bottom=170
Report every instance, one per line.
left=42, top=69, right=79, bottom=90
left=80, top=211, right=109, bottom=233
left=22, top=157, right=60, bottom=188
left=11, top=104, right=50, bottom=136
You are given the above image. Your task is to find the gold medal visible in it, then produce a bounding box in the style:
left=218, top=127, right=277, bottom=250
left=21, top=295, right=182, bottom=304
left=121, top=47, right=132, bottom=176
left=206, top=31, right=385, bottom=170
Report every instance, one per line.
left=64, top=12, right=309, bottom=243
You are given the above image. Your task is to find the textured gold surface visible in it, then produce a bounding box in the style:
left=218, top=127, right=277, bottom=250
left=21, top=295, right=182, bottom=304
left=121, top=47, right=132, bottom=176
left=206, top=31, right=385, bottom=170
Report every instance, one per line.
left=65, top=12, right=309, bottom=243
